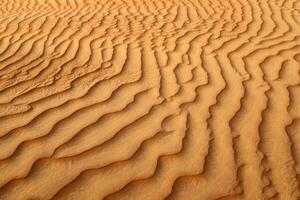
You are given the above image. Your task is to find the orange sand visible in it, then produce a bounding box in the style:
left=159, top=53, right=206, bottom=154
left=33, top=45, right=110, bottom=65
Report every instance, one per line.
left=0, top=0, right=300, bottom=199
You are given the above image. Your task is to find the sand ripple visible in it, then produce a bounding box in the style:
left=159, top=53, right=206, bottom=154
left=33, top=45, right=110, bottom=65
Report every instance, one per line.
left=0, top=0, right=300, bottom=199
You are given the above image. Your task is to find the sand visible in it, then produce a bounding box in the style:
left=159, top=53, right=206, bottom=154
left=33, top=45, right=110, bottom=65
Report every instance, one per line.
left=0, top=0, right=299, bottom=199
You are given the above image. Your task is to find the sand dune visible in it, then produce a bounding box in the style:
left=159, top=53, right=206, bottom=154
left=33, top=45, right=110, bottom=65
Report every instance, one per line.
left=0, top=0, right=299, bottom=199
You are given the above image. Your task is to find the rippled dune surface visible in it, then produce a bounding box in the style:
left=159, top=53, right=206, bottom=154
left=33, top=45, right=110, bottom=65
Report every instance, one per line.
left=0, top=0, right=300, bottom=199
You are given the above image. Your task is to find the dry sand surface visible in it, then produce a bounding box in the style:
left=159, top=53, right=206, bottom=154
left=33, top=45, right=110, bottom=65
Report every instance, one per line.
left=0, top=0, right=300, bottom=199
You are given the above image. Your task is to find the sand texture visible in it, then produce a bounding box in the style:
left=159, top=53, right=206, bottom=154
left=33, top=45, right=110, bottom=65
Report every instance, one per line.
left=0, top=0, right=300, bottom=199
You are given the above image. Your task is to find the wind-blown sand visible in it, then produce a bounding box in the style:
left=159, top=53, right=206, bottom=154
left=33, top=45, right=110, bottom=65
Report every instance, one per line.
left=0, top=0, right=299, bottom=199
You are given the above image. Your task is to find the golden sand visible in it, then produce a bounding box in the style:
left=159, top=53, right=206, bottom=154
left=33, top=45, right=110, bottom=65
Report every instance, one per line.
left=0, top=0, right=300, bottom=199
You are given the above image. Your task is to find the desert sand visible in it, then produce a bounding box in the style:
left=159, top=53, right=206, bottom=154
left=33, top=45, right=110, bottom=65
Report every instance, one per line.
left=0, top=0, right=299, bottom=199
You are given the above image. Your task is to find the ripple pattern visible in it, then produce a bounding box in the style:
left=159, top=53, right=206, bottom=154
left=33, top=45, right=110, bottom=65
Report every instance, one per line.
left=0, top=0, right=300, bottom=199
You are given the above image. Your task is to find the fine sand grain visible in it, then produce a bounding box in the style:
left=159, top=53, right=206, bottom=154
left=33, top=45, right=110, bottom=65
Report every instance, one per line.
left=0, top=0, right=300, bottom=199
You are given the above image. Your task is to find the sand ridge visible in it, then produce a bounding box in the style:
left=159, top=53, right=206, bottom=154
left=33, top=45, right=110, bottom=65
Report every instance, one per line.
left=0, top=0, right=299, bottom=199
